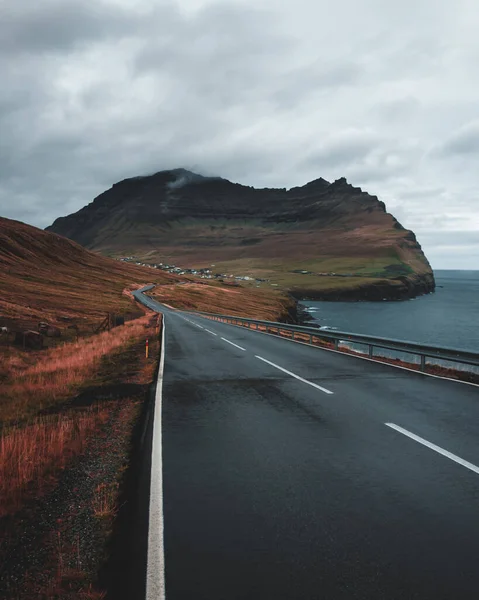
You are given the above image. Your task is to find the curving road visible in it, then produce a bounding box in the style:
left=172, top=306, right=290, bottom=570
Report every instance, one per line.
left=134, top=290, right=479, bottom=600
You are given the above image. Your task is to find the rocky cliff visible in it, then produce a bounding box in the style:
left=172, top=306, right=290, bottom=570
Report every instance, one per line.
left=47, top=169, right=435, bottom=301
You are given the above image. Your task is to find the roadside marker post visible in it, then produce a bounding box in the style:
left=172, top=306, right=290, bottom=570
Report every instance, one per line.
left=146, top=338, right=149, bottom=359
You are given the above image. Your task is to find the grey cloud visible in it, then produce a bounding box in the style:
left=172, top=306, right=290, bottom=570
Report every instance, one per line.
left=370, top=96, right=422, bottom=123
left=271, top=61, right=362, bottom=109
left=0, top=0, right=144, bottom=55
left=0, top=0, right=478, bottom=268
left=420, top=230, right=479, bottom=243
left=301, top=129, right=382, bottom=168
left=396, top=186, right=445, bottom=200
left=132, top=4, right=295, bottom=114
left=424, top=238, right=479, bottom=270
left=436, top=120, right=479, bottom=156
left=300, top=131, right=420, bottom=187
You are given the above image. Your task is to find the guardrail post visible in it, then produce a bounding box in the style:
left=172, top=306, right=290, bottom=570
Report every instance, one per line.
left=334, top=339, right=339, bottom=350
left=420, top=355, right=426, bottom=372
left=369, top=345, right=374, bottom=358
left=309, top=334, right=312, bottom=344
left=291, top=331, right=295, bottom=340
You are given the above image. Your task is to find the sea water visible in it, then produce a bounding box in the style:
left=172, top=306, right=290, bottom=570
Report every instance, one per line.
left=300, top=270, right=479, bottom=368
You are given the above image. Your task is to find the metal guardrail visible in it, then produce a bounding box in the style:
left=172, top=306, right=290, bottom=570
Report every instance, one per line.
left=189, top=310, right=479, bottom=373
left=132, top=287, right=479, bottom=373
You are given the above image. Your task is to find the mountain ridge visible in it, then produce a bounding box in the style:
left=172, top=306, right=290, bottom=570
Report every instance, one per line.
left=47, top=169, right=435, bottom=301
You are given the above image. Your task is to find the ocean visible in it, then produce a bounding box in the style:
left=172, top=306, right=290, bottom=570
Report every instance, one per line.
left=300, top=270, right=479, bottom=353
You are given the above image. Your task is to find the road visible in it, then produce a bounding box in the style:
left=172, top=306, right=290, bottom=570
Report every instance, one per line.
left=134, top=290, right=479, bottom=600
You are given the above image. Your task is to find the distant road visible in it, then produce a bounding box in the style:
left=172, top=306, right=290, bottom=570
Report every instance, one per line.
left=134, top=290, right=479, bottom=600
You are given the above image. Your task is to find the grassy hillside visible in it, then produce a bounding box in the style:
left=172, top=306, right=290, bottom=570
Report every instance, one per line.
left=0, top=216, right=181, bottom=333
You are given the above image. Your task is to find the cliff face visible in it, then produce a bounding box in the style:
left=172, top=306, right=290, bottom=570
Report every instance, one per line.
left=47, top=169, right=435, bottom=301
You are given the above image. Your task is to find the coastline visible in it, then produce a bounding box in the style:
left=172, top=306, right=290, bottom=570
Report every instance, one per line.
left=290, top=272, right=436, bottom=303
left=295, top=270, right=479, bottom=354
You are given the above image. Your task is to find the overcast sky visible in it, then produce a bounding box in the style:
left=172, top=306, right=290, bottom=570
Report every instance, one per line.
left=1, top=0, right=478, bottom=269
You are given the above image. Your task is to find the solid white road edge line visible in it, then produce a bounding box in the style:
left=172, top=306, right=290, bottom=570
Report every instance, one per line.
left=385, top=423, right=479, bottom=476
left=256, top=355, right=334, bottom=395
left=205, top=328, right=217, bottom=336
left=146, top=317, right=166, bottom=600
left=221, top=337, right=246, bottom=351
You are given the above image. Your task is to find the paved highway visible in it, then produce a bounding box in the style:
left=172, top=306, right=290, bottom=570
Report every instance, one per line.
left=134, top=291, right=479, bottom=600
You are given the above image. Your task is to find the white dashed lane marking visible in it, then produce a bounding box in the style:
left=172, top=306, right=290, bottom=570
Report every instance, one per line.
left=255, top=355, right=334, bottom=395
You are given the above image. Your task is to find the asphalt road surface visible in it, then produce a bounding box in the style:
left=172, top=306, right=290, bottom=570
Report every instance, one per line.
left=135, top=291, right=479, bottom=600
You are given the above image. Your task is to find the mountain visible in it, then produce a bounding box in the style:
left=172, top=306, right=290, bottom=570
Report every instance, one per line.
left=47, top=169, right=435, bottom=301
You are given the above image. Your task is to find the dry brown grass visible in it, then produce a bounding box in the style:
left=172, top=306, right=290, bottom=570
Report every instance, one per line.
left=150, top=281, right=296, bottom=321
left=0, top=392, right=152, bottom=597
left=0, top=219, right=167, bottom=598
left=1, top=315, right=153, bottom=424
left=92, top=482, right=119, bottom=519
left=0, top=408, right=110, bottom=518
